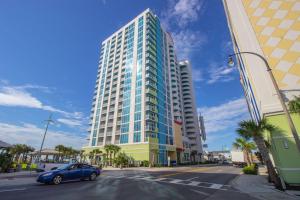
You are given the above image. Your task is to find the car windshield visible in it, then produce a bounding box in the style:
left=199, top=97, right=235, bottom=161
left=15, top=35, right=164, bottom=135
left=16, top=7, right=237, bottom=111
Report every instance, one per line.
left=56, top=164, right=72, bottom=170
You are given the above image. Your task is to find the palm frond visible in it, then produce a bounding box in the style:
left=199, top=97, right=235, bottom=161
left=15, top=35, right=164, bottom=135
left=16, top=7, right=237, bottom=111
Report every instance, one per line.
left=288, top=96, right=300, bottom=114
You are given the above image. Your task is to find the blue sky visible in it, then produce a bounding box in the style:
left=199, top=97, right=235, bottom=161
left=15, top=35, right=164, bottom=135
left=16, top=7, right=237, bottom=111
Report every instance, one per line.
left=0, top=0, right=249, bottom=151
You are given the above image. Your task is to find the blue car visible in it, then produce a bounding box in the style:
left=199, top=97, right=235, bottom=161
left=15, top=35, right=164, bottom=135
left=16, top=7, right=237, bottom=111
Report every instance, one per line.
left=37, top=163, right=101, bottom=185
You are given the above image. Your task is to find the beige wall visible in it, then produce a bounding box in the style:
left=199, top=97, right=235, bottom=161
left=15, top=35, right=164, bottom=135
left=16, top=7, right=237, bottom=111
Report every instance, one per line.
left=224, top=0, right=300, bottom=117
left=174, top=122, right=183, bottom=150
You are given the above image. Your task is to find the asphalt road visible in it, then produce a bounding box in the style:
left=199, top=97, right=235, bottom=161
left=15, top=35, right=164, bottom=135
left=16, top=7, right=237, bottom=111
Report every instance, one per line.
left=0, top=165, right=258, bottom=200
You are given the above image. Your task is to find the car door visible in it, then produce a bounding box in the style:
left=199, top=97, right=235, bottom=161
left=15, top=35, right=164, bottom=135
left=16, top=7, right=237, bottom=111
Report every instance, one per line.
left=82, top=164, right=92, bottom=178
left=65, top=164, right=83, bottom=180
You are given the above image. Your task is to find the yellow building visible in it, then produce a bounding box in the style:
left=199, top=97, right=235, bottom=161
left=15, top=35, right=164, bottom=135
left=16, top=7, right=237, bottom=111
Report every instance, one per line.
left=223, top=0, right=300, bottom=185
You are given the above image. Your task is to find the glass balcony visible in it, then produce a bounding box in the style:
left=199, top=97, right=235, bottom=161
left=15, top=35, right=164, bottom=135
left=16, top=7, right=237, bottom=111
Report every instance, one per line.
left=145, top=115, right=158, bottom=122
left=146, top=88, right=157, bottom=96
left=146, top=97, right=157, bottom=105
left=106, top=132, right=112, bottom=136
left=145, top=126, right=158, bottom=132
left=146, top=67, right=157, bottom=76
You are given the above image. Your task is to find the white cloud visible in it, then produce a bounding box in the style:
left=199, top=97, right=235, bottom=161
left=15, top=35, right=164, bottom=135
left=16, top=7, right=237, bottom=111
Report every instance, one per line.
left=172, top=30, right=207, bottom=60
left=198, top=97, right=250, bottom=133
left=174, top=0, right=204, bottom=27
left=206, top=62, right=236, bottom=84
left=57, top=118, right=83, bottom=127
left=0, top=122, right=86, bottom=149
left=160, top=0, right=207, bottom=60
left=0, top=86, right=43, bottom=108
left=192, top=68, right=204, bottom=82
left=0, top=83, right=84, bottom=122
left=161, top=0, right=205, bottom=29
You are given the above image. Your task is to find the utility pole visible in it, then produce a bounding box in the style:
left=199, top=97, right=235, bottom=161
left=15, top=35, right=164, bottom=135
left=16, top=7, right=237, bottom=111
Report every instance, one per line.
left=37, top=114, right=54, bottom=164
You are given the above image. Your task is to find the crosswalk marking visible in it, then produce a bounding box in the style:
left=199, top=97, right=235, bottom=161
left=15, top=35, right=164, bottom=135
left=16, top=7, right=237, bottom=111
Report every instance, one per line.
left=186, top=176, right=199, bottom=181
left=152, top=178, right=167, bottom=181
left=114, top=176, right=126, bottom=178
left=105, top=174, right=229, bottom=191
left=187, top=181, right=200, bottom=186
left=209, top=184, right=223, bottom=189
left=168, top=179, right=182, bottom=184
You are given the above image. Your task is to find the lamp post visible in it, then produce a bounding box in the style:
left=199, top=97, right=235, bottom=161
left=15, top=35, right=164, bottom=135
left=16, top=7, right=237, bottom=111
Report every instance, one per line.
left=228, top=52, right=300, bottom=153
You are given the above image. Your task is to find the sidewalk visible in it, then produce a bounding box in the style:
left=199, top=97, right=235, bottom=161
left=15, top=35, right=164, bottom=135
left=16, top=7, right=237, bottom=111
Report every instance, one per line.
left=231, top=167, right=300, bottom=200
left=0, top=171, right=39, bottom=179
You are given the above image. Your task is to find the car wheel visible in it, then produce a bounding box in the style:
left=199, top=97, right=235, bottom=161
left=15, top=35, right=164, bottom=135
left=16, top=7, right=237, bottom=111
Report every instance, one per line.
left=89, top=172, right=97, bottom=181
left=52, top=175, right=62, bottom=185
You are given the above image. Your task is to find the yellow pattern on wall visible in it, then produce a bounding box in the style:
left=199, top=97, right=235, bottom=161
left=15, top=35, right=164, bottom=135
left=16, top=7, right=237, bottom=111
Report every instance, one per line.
left=242, top=0, right=300, bottom=88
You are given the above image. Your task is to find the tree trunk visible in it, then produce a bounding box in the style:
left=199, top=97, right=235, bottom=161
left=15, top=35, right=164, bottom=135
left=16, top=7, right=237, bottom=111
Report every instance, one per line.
left=248, top=151, right=253, bottom=165
left=15, top=154, right=20, bottom=163
left=254, top=136, right=282, bottom=189
left=109, top=153, right=112, bottom=166
left=243, top=150, right=250, bottom=166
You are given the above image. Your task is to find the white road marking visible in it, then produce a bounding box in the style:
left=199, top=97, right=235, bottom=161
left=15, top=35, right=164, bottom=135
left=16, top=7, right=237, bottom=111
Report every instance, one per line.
left=168, top=179, right=182, bottom=184
left=186, top=177, right=199, bottom=181
left=114, top=176, right=126, bottom=178
left=187, top=181, right=200, bottom=186
left=0, top=188, right=26, bottom=193
left=106, top=175, right=229, bottom=191
left=209, top=184, right=223, bottom=189
left=139, top=176, right=154, bottom=180
left=152, top=178, right=167, bottom=181
left=190, top=189, right=209, bottom=196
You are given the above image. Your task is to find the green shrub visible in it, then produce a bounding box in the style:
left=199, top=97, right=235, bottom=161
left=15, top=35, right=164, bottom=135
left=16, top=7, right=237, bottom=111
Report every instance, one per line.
left=0, top=152, right=13, bottom=172
left=243, top=164, right=258, bottom=175
left=113, top=152, right=129, bottom=167
left=141, top=160, right=149, bottom=167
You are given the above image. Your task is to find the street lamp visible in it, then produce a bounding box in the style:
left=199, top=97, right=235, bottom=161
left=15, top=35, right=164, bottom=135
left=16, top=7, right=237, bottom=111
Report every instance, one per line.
left=228, top=52, right=300, bottom=153
left=37, top=114, right=54, bottom=164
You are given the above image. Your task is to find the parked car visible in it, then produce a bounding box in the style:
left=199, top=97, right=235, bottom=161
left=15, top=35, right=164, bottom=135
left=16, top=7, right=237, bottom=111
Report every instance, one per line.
left=37, top=163, right=101, bottom=185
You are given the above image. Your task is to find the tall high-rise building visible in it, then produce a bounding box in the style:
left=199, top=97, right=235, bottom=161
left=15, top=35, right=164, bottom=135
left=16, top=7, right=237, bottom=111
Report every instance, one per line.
left=166, top=33, right=204, bottom=162
left=83, top=9, right=203, bottom=164
left=223, top=0, right=300, bottom=185
left=179, top=61, right=204, bottom=161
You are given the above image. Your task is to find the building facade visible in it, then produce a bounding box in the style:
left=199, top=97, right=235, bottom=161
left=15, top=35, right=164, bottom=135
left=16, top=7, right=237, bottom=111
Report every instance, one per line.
left=83, top=9, right=203, bottom=165
left=223, top=0, right=300, bottom=184
left=166, top=32, right=204, bottom=163
left=179, top=61, right=204, bottom=162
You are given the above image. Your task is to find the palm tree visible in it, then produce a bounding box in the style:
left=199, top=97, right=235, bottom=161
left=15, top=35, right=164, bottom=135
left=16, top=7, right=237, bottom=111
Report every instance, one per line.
left=104, top=144, right=114, bottom=166
left=233, top=138, right=256, bottom=166
left=55, top=145, right=65, bottom=162
left=236, top=118, right=282, bottom=189
left=89, top=151, right=95, bottom=165
left=288, top=95, right=300, bottom=114
left=111, top=145, right=121, bottom=160
left=92, top=149, right=102, bottom=165
left=10, top=144, right=24, bottom=163
left=22, top=145, right=35, bottom=163
left=79, top=150, right=86, bottom=162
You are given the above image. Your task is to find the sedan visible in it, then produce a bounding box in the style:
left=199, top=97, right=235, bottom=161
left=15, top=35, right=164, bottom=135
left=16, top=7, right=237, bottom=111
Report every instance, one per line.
left=37, top=163, right=101, bottom=185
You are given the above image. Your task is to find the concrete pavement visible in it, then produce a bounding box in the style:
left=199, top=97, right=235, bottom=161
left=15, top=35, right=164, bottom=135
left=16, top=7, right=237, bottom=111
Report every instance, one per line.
left=231, top=174, right=300, bottom=200
left=0, top=165, right=258, bottom=200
